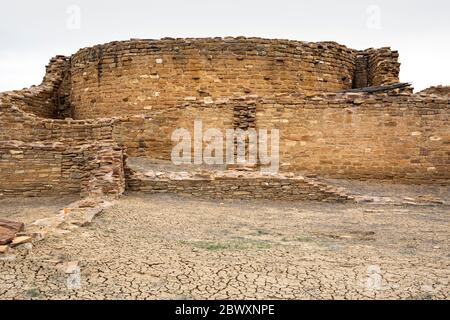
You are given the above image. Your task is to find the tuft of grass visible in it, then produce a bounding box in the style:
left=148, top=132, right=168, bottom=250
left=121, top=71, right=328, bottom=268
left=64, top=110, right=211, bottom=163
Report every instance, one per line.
left=255, top=230, right=270, bottom=236
left=25, top=288, right=40, bottom=298
left=185, top=240, right=272, bottom=251
left=281, top=235, right=312, bottom=243
left=205, top=243, right=231, bottom=251
left=295, top=236, right=312, bottom=242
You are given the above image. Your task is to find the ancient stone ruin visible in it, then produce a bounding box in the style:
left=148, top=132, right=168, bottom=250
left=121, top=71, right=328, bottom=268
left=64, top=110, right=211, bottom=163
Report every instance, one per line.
left=0, top=37, right=449, bottom=205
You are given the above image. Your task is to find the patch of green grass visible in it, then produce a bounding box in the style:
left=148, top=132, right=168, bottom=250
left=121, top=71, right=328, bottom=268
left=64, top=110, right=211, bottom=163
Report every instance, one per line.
left=295, top=236, right=312, bottom=242
left=281, top=235, right=312, bottom=242
left=255, top=229, right=270, bottom=236
left=185, top=239, right=272, bottom=251
left=25, top=288, right=40, bottom=298
left=204, top=243, right=232, bottom=251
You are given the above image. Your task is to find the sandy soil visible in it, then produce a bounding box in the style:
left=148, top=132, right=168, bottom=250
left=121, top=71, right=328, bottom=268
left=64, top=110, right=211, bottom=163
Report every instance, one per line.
left=0, top=196, right=79, bottom=225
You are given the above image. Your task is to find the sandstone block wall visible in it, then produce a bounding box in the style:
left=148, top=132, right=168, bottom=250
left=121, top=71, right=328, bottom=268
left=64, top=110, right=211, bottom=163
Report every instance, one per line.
left=419, top=86, right=450, bottom=97
left=0, top=92, right=125, bottom=197
left=1, top=83, right=448, bottom=186
left=112, top=104, right=233, bottom=158
left=0, top=56, right=71, bottom=119
left=126, top=170, right=354, bottom=202
left=0, top=37, right=447, bottom=199
left=108, top=93, right=449, bottom=184
left=68, top=38, right=399, bottom=119
left=254, top=93, right=449, bottom=183
left=0, top=141, right=125, bottom=197
left=0, top=142, right=67, bottom=197
left=0, top=104, right=115, bottom=143
left=364, top=48, right=400, bottom=86
left=78, top=143, right=126, bottom=197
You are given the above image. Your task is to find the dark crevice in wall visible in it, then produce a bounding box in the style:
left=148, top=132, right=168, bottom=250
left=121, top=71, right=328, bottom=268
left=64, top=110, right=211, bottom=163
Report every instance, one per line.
left=351, top=49, right=400, bottom=89
left=96, top=47, right=104, bottom=84
left=55, top=57, right=73, bottom=119
left=352, top=54, right=369, bottom=89
left=232, top=104, right=257, bottom=167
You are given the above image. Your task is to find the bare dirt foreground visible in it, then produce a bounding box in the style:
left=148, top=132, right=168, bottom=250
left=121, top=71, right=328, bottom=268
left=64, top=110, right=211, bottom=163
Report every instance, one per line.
left=0, top=193, right=449, bottom=300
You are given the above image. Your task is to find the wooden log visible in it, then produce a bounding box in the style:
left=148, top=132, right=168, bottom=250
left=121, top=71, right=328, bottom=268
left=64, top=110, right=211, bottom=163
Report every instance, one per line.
left=342, top=82, right=412, bottom=93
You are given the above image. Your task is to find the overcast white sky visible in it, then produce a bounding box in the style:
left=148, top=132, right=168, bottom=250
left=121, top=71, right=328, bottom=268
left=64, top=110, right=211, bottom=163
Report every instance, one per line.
left=0, top=0, right=449, bottom=92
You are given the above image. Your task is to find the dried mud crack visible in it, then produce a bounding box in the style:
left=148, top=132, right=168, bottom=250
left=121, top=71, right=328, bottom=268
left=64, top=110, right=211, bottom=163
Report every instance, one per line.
left=1, top=193, right=448, bottom=300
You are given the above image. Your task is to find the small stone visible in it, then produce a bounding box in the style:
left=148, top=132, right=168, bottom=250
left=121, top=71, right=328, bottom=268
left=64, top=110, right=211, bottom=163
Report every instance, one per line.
left=0, top=245, right=8, bottom=254
left=11, top=236, right=32, bottom=247
left=63, top=261, right=79, bottom=274
left=77, top=198, right=98, bottom=208
left=20, top=242, right=33, bottom=252
left=0, top=219, right=25, bottom=233
left=203, top=97, right=214, bottom=104
left=0, top=226, right=15, bottom=245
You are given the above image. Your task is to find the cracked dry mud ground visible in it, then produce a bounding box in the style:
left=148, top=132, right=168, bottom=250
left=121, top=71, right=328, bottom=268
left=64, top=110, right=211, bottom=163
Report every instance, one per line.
left=1, top=193, right=449, bottom=300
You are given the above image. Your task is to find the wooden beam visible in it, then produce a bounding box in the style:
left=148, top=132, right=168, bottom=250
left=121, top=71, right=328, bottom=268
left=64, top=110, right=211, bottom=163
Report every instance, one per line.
left=342, top=82, right=412, bottom=93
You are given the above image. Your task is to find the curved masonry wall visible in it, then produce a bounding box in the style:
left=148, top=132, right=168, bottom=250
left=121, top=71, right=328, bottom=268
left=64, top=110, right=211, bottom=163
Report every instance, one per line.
left=70, top=38, right=380, bottom=119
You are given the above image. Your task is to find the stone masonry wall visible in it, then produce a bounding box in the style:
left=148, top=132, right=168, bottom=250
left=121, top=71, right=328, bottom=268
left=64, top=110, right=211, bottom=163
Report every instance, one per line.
left=0, top=87, right=125, bottom=198
left=0, top=103, right=115, bottom=144
left=112, top=104, right=233, bottom=158
left=363, top=48, right=400, bottom=86
left=2, top=83, right=448, bottom=185
left=112, top=92, right=448, bottom=184
left=69, top=38, right=360, bottom=119
left=126, top=170, right=354, bottom=202
left=0, top=103, right=115, bottom=143
left=0, top=56, right=70, bottom=119
left=0, top=141, right=125, bottom=197
left=255, top=93, right=449, bottom=183
left=419, top=86, right=450, bottom=97
left=0, top=142, right=66, bottom=197
left=0, top=37, right=445, bottom=199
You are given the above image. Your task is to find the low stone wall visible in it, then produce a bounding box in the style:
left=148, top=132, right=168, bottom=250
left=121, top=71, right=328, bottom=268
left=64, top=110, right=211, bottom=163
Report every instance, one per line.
left=0, top=141, right=125, bottom=198
left=419, top=86, right=450, bottom=97
left=126, top=170, right=354, bottom=202
left=79, top=143, right=126, bottom=197
left=0, top=142, right=67, bottom=197
left=0, top=104, right=115, bottom=144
